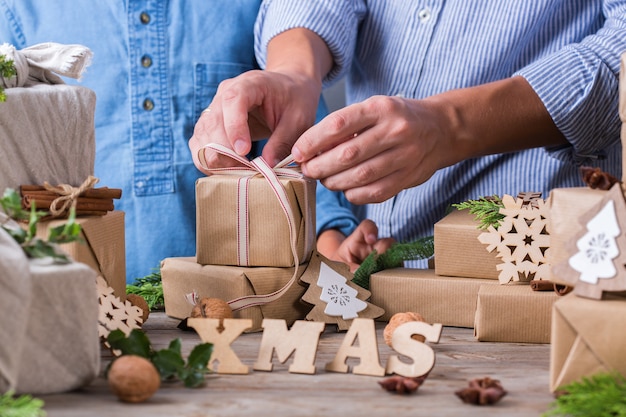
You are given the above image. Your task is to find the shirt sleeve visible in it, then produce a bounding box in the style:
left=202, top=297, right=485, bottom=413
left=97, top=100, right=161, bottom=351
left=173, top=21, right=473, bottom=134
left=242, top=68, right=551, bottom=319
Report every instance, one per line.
left=254, top=0, right=366, bottom=86
left=315, top=183, right=359, bottom=237
left=515, top=0, right=626, bottom=165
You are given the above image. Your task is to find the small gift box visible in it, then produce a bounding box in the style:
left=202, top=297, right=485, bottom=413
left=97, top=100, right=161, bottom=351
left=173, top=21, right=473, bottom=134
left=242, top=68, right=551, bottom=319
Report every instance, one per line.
left=434, top=209, right=499, bottom=279
left=474, top=284, right=558, bottom=344
left=195, top=146, right=316, bottom=268
left=370, top=268, right=497, bottom=327
left=550, top=293, right=626, bottom=392
left=161, top=257, right=310, bottom=332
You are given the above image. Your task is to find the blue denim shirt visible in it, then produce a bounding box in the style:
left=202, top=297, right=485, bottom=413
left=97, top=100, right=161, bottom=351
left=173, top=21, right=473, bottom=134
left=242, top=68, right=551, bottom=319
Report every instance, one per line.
left=0, top=0, right=270, bottom=281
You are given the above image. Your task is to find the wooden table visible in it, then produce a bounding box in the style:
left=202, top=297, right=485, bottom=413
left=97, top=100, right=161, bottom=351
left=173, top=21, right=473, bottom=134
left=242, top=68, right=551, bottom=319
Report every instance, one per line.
left=41, top=313, right=555, bottom=417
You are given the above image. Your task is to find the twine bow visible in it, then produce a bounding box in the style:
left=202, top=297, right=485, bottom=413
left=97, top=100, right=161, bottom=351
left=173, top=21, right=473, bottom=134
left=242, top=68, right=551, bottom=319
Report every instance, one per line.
left=197, top=143, right=310, bottom=311
left=43, top=175, right=99, bottom=217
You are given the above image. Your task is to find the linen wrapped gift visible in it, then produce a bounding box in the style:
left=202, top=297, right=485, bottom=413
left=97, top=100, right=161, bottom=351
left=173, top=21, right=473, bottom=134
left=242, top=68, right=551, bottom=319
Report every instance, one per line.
left=434, top=209, right=499, bottom=279
left=196, top=144, right=316, bottom=268
left=0, top=43, right=95, bottom=193
left=370, top=268, right=498, bottom=327
left=0, top=221, right=99, bottom=395
left=550, top=293, right=626, bottom=392
left=161, top=256, right=310, bottom=332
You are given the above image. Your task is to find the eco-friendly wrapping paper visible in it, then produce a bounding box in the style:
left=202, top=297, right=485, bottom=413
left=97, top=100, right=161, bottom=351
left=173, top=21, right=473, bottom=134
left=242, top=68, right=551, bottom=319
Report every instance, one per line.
left=370, top=268, right=497, bottom=327
left=33, top=211, right=126, bottom=299
left=434, top=209, right=499, bottom=279
left=0, top=227, right=99, bottom=395
left=0, top=84, right=96, bottom=193
left=474, top=284, right=558, bottom=344
left=550, top=293, right=626, bottom=392
left=161, top=257, right=310, bottom=332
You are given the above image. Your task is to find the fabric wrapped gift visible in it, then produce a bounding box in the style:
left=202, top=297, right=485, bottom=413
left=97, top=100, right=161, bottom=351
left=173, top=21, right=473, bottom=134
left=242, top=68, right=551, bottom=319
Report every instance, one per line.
left=434, top=209, right=499, bottom=279
left=474, top=284, right=558, bottom=344
left=195, top=144, right=316, bottom=268
left=550, top=293, right=626, bottom=392
left=34, top=211, right=126, bottom=299
left=161, top=256, right=310, bottom=332
left=370, top=268, right=498, bottom=327
left=0, top=226, right=99, bottom=395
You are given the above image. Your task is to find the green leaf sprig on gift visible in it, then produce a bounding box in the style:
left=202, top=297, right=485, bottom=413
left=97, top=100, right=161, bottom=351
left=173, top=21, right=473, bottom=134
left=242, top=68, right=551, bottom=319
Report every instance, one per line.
left=0, top=188, right=82, bottom=263
left=0, top=391, right=46, bottom=417
left=352, top=236, right=435, bottom=290
left=126, top=268, right=164, bottom=310
left=0, top=54, right=17, bottom=102
left=106, top=328, right=213, bottom=388
left=452, top=195, right=505, bottom=230
left=543, top=372, right=626, bottom=417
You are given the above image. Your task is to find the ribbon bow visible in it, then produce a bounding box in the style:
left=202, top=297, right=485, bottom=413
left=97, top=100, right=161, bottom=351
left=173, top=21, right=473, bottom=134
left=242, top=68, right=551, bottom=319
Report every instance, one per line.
left=43, top=175, right=99, bottom=217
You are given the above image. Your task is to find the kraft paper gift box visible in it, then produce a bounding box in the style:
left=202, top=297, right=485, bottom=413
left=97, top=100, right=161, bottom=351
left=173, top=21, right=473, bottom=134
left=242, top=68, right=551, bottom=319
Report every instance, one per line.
left=196, top=174, right=316, bottom=268
left=34, top=211, right=126, bottom=298
left=161, top=256, right=310, bottom=332
left=0, top=227, right=100, bottom=395
left=370, top=268, right=497, bottom=327
left=550, top=293, right=626, bottom=392
left=474, top=284, right=558, bottom=344
left=0, top=84, right=96, bottom=193
left=434, top=209, right=499, bottom=279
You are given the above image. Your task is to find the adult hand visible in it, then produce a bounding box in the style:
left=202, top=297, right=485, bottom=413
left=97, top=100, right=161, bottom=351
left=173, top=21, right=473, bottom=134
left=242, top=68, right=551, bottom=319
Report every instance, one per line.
left=292, top=95, right=455, bottom=205
left=330, top=219, right=395, bottom=272
left=189, top=69, right=321, bottom=173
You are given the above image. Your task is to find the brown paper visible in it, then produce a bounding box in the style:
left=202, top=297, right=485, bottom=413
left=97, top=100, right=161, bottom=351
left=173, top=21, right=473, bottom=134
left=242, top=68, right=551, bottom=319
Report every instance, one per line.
left=195, top=175, right=316, bottom=267
left=370, top=268, right=497, bottom=327
left=161, top=257, right=310, bottom=332
left=434, top=209, right=499, bottom=279
left=34, top=211, right=126, bottom=298
left=550, top=293, right=626, bottom=392
left=474, top=284, right=558, bottom=344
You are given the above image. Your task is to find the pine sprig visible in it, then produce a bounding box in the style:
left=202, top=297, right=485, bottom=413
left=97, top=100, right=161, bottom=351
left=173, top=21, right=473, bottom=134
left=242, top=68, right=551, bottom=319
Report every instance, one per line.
left=0, top=54, right=17, bottom=102
left=0, top=391, right=46, bottom=417
left=452, top=195, right=505, bottom=230
left=126, top=268, right=164, bottom=310
left=352, top=236, right=435, bottom=290
left=543, top=372, right=626, bottom=417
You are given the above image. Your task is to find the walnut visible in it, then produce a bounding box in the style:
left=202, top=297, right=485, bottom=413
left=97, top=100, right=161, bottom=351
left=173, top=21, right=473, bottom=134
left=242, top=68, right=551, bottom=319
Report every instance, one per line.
left=126, top=294, right=149, bottom=324
left=107, top=355, right=160, bottom=403
left=190, top=297, right=233, bottom=331
left=383, top=312, right=426, bottom=347
left=378, top=374, right=428, bottom=394
left=455, top=377, right=507, bottom=405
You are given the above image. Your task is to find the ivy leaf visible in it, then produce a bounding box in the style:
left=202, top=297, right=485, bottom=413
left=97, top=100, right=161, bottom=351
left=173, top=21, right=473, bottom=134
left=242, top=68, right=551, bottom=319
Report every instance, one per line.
left=107, top=329, right=152, bottom=358
left=186, top=343, right=213, bottom=372
left=0, top=391, right=46, bottom=417
left=151, top=348, right=185, bottom=380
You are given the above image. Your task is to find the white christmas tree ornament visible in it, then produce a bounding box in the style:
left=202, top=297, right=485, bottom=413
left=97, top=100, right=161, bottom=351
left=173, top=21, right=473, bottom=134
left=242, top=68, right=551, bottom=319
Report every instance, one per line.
left=317, top=262, right=367, bottom=319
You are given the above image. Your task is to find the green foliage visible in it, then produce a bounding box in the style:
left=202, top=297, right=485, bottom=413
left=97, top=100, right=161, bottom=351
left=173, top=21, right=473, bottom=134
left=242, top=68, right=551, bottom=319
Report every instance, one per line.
left=352, top=236, right=435, bottom=290
left=126, top=268, right=164, bottom=310
left=0, top=188, right=82, bottom=263
left=107, top=329, right=213, bottom=388
left=543, top=373, right=626, bottom=417
left=0, top=391, right=46, bottom=417
left=0, top=54, right=17, bottom=102
left=452, top=195, right=505, bottom=230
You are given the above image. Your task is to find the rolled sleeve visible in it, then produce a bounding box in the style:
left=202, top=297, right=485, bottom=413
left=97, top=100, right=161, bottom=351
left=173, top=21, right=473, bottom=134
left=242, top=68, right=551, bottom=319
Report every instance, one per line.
left=254, top=0, right=366, bottom=85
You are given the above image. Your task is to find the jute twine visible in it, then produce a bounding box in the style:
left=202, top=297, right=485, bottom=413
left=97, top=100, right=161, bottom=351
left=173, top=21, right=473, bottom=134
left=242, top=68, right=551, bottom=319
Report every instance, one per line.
left=43, top=175, right=99, bottom=217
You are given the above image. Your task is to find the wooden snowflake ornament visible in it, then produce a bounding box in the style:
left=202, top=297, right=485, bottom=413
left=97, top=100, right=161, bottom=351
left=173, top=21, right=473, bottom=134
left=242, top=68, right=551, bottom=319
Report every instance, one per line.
left=97, top=275, right=143, bottom=339
left=300, top=252, right=385, bottom=331
left=477, top=194, right=550, bottom=284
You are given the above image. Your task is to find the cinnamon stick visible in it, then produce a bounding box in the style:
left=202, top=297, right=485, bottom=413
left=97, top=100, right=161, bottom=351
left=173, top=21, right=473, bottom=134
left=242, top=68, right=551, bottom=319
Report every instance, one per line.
left=20, top=185, right=122, bottom=199
left=530, top=280, right=555, bottom=291
left=22, top=195, right=114, bottom=212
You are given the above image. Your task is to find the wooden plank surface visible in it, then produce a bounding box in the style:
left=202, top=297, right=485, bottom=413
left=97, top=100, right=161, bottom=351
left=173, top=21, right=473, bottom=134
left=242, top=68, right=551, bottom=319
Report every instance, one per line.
left=41, top=313, right=555, bottom=417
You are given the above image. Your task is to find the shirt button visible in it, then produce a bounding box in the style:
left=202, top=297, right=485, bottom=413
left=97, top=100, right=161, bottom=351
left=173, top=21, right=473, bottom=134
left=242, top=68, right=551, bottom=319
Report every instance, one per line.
left=140, top=12, right=151, bottom=24
left=418, top=8, right=431, bottom=23
left=143, top=98, right=154, bottom=111
left=141, top=55, right=153, bottom=68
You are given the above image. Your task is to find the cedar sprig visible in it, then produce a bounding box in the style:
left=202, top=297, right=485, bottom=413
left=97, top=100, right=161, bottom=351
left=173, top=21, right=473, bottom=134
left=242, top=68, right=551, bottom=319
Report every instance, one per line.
left=452, top=195, right=505, bottom=230
left=0, top=391, right=46, bottom=417
left=352, top=236, right=434, bottom=290
left=126, top=267, right=164, bottom=310
left=0, top=54, right=17, bottom=102
left=543, top=372, right=626, bottom=417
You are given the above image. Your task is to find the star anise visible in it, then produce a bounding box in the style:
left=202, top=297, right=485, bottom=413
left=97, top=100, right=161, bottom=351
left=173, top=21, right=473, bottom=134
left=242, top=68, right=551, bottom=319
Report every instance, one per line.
left=580, top=166, right=620, bottom=191
left=378, top=374, right=428, bottom=395
left=455, top=377, right=507, bottom=405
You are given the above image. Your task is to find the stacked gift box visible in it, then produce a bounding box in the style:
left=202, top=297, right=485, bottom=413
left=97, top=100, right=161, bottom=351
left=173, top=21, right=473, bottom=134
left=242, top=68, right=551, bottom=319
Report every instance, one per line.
left=161, top=152, right=317, bottom=332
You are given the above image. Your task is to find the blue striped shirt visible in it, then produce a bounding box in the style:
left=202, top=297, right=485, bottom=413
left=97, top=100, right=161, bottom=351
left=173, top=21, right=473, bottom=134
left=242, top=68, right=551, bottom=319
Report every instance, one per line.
left=256, top=0, right=625, bottom=266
